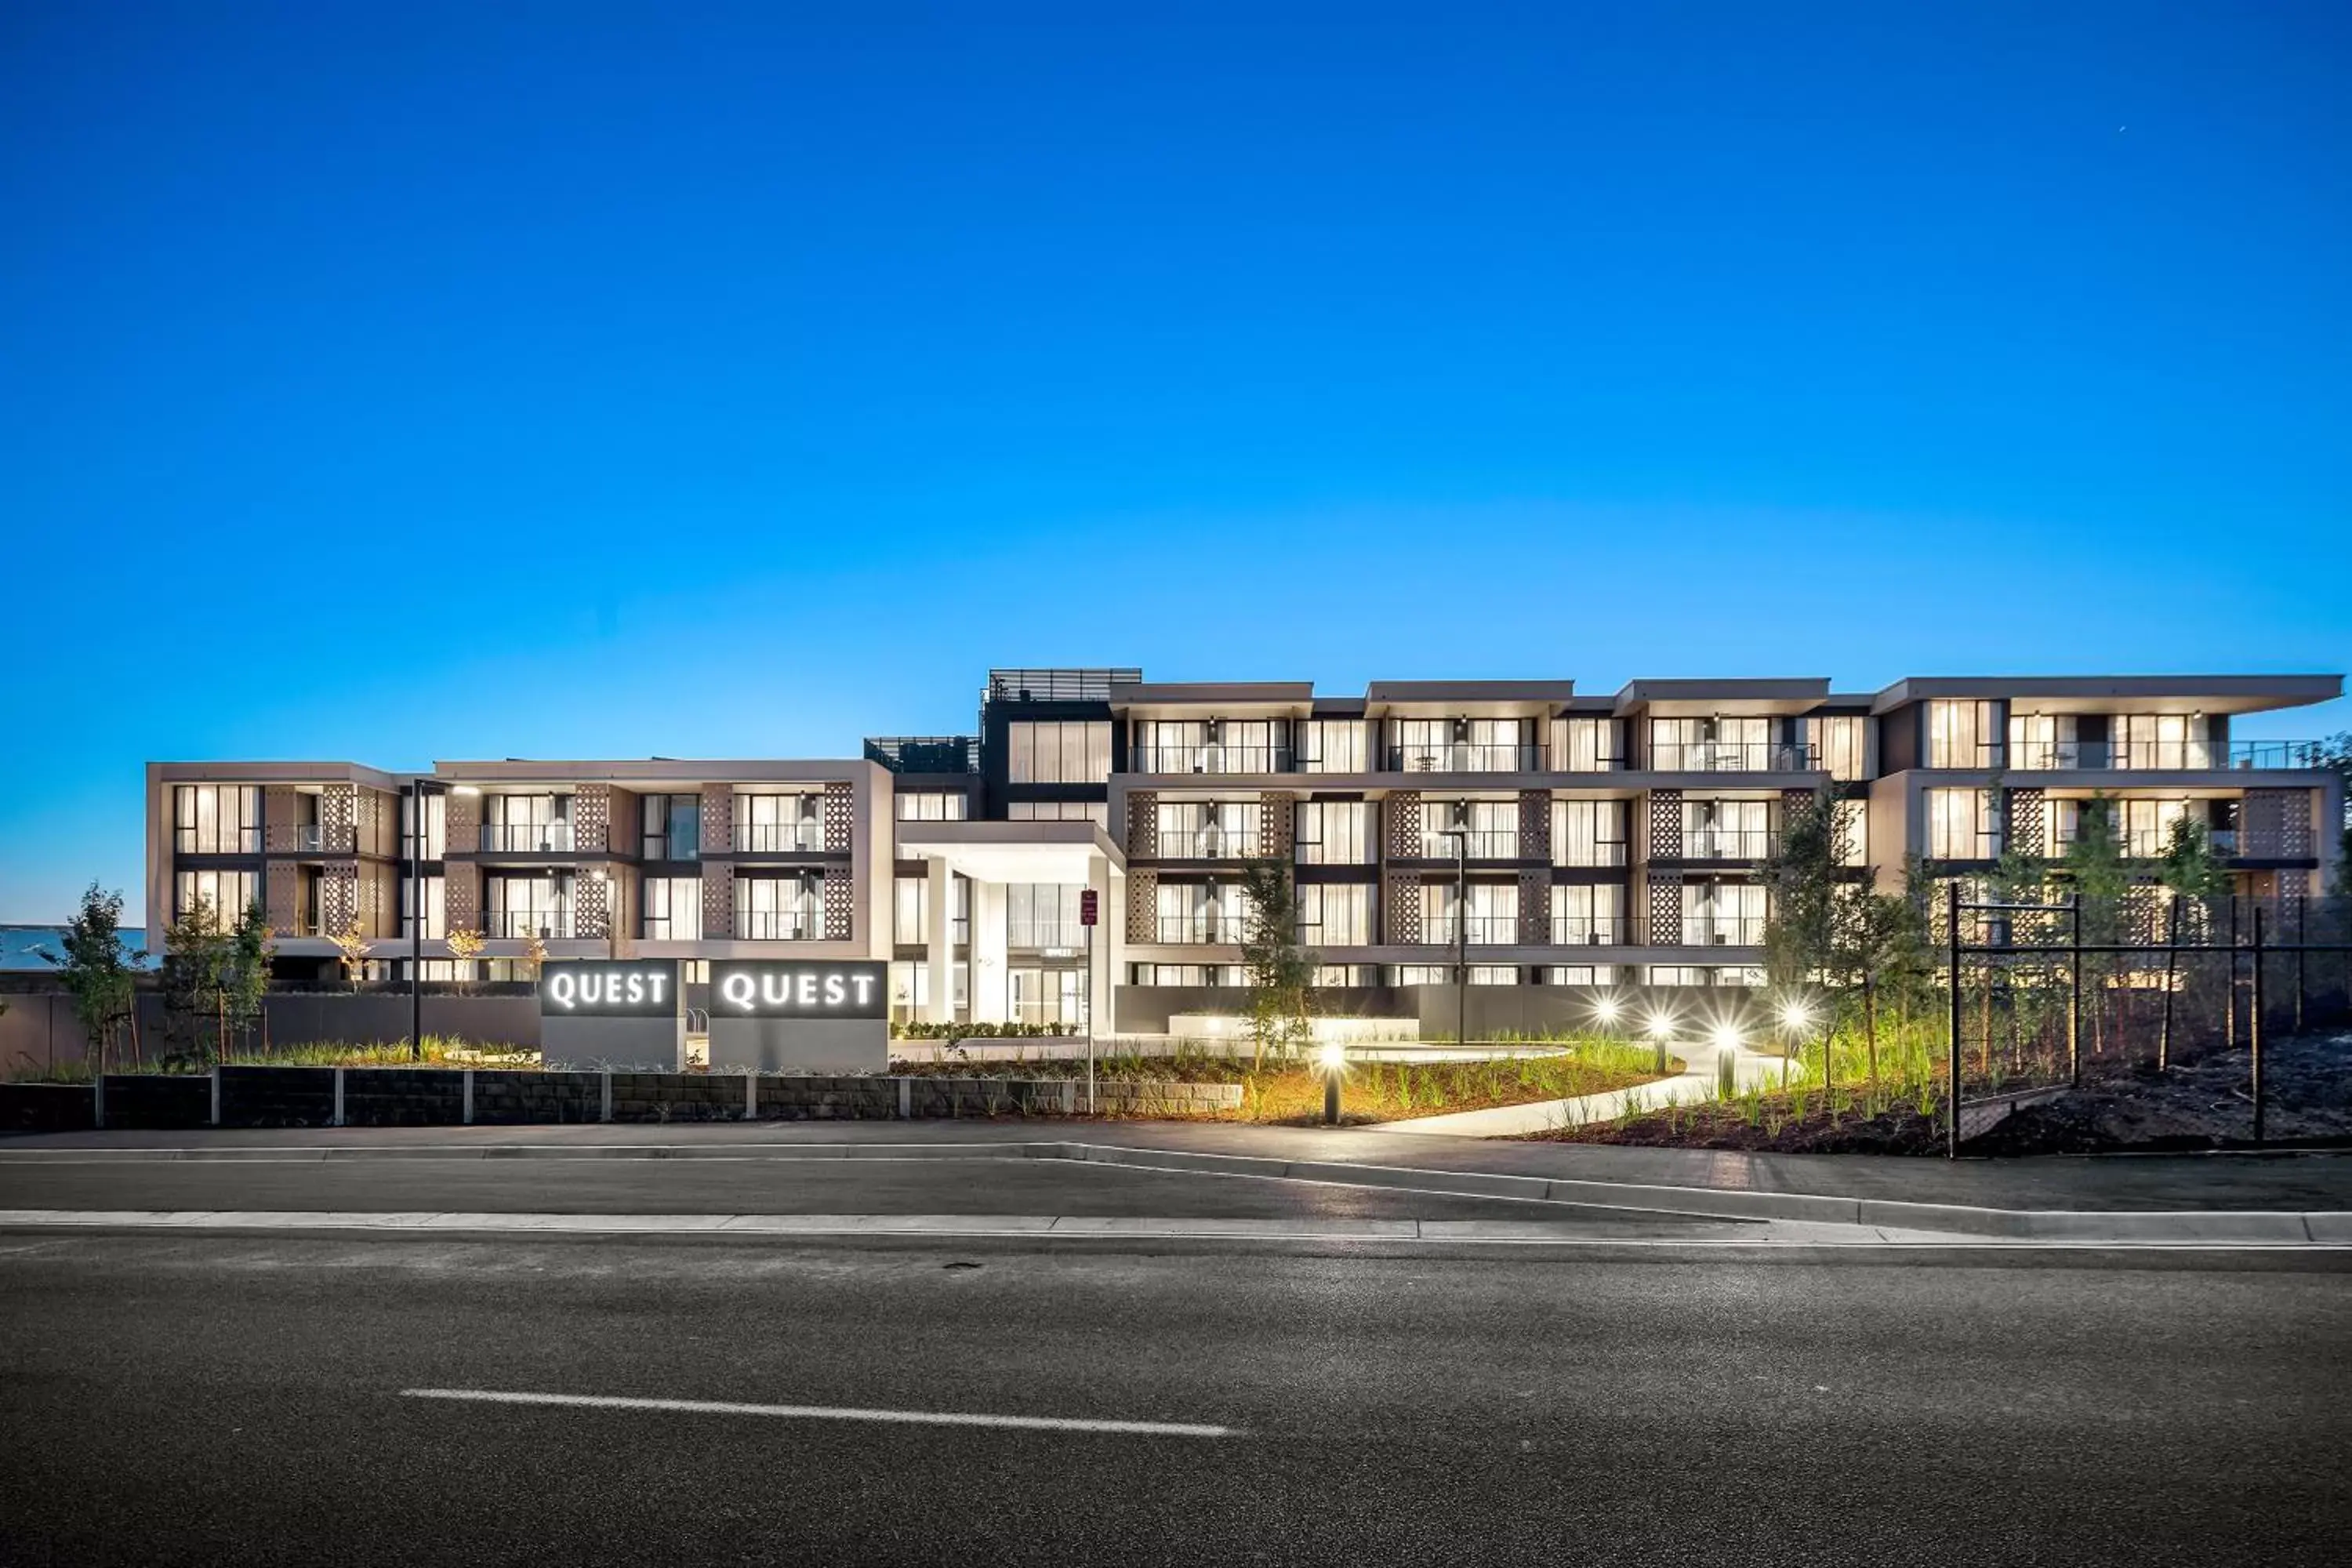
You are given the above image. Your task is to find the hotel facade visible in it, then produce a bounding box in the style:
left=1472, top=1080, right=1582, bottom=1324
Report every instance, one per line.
left=146, top=668, right=2344, bottom=1033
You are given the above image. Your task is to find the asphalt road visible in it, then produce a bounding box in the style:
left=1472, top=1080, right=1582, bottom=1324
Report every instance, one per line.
left=3, top=1232, right=2347, bottom=1566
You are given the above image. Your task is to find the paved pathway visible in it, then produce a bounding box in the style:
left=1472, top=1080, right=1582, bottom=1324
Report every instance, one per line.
left=1381, top=1044, right=1791, bottom=1137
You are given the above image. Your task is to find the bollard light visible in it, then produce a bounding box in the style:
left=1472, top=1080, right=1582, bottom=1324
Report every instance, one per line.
left=1644, top=1011, right=1675, bottom=1073
left=1592, top=994, right=1623, bottom=1032
left=1319, top=1041, right=1345, bottom=1125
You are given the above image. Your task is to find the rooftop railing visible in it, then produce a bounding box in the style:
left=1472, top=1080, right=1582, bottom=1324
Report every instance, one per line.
left=988, top=668, right=1141, bottom=702
left=865, top=736, right=980, bottom=774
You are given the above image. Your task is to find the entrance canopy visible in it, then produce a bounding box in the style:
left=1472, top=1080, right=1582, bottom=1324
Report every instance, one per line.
left=894, top=819, right=1125, bottom=883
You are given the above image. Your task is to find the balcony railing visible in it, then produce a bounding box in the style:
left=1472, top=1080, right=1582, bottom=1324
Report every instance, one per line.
left=741, top=910, right=824, bottom=941
left=1161, top=830, right=1258, bottom=860
left=1425, top=916, right=1520, bottom=946
left=1650, top=742, right=1818, bottom=772
left=865, top=735, right=980, bottom=774
left=1128, top=746, right=1294, bottom=775
left=486, top=909, right=574, bottom=939
left=1549, top=916, right=1626, bottom=946
left=641, top=837, right=702, bottom=862
left=2009, top=739, right=2325, bottom=771
left=1423, top=829, right=1521, bottom=858
left=1677, top=829, right=1773, bottom=860
left=2227, top=740, right=2332, bottom=770
left=173, top=829, right=264, bottom=855
left=1156, top=913, right=1247, bottom=945
left=989, top=667, right=1140, bottom=702
left=1007, top=920, right=1087, bottom=949
left=1385, top=745, right=1545, bottom=774
left=479, top=823, right=575, bottom=853
left=1680, top=916, right=1766, bottom=946
left=735, top=823, right=827, bottom=853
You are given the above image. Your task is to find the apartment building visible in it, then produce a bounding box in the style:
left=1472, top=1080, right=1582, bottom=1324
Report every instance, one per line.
left=146, top=668, right=2342, bottom=1033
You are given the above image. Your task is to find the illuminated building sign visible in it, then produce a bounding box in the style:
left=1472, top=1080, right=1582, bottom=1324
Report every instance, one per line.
left=539, top=960, right=681, bottom=1019
left=712, top=960, right=888, bottom=1021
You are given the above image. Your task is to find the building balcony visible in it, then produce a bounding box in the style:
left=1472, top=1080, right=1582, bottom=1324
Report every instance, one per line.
left=1385, top=744, right=1544, bottom=774
left=175, top=830, right=265, bottom=855
left=740, top=910, right=824, bottom=941
left=1130, top=746, right=1294, bottom=775
left=1681, top=916, right=1766, bottom=946
left=1424, top=829, right=1521, bottom=858
left=1159, top=829, right=1258, bottom=860
left=486, top=909, right=574, bottom=939
left=1424, top=916, right=1520, bottom=946
left=2006, top=739, right=2325, bottom=772
left=1007, top=920, right=1088, bottom=949
left=641, top=837, right=702, bottom=862
left=1156, top=914, right=1246, bottom=945
left=1650, top=742, right=1817, bottom=772
left=480, top=824, right=575, bottom=854
left=1676, top=829, right=1772, bottom=860
left=1549, top=916, right=1627, bottom=946
left=734, top=823, right=827, bottom=853
left=865, top=735, right=979, bottom=774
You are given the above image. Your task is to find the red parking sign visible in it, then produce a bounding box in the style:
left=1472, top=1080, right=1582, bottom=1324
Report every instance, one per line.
left=1079, top=890, right=1098, bottom=927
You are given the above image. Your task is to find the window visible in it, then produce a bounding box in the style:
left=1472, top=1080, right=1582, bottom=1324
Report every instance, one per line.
left=1007, top=800, right=1108, bottom=826
left=1550, top=883, right=1624, bottom=945
left=2114, top=715, right=2214, bottom=771
left=1131, top=720, right=1282, bottom=774
left=1391, top=718, right=1530, bottom=773
left=481, top=793, right=572, bottom=853
left=641, top=793, right=702, bottom=860
left=1927, top=787, right=2000, bottom=859
left=173, top=785, right=261, bottom=855
left=403, top=790, right=448, bottom=860
left=403, top=875, right=447, bottom=941
left=1544, top=965, right=1617, bottom=985
left=1129, top=964, right=1249, bottom=986
left=1394, top=964, right=1518, bottom=985
left=486, top=873, right=573, bottom=938
left=1154, top=800, right=1261, bottom=858
left=1681, top=798, right=1769, bottom=859
left=893, top=876, right=928, bottom=946
left=1681, top=881, right=1765, bottom=945
left=1299, top=720, right=1369, bottom=774
left=734, top=790, right=824, bottom=852
left=895, top=791, right=969, bottom=822
left=1311, top=964, right=1377, bottom=986
left=1007, top=721, right=1111, bottom=784
left=1423, top=881, right=1518, bottom=945
left=1806, top=716, right=1869, bottom=781
left=1295, top=800, right=1371, bottom=865
left=1007, top=884, right=1087, bottom=948
left=1422, top=798, right=1519, bottom=858
left=889, top=960, right=970, bottom=1021
left=1650, top=717, right=1773, bottom=771
left=1926, top=700, right=2001, bottom=769
left=175, top=869, right=259, bottom=922
left=1552, top=717, right=1623, bottom=772
left=1155, top=881, right=1245, bottom=942
left=2117, top=797, right=2192, bottom=858
left=2007, top=713, right=2077, bottom=771
left=739, top=873, right=822, bottom=939
left=1648, top=964, right=1763, bottom=986
left=1837, top=800, right=1867, bottom=867
left=1552, top=800, right=1628, bottom=866
left=1297, top=882, right=1371, bottom=946
left=1009, top=967, right=1088, bottom=1029
left=641, top=877, right=702, bottom=942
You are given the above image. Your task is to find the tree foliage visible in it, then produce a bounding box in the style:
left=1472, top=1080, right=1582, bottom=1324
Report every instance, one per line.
left=1761, top=786, right=1846, bottom=989
left=158, top=898, right=233, bottom=1065
left=41, top=882, right=142, bottom=1072
left=1236, top=857, right=1316, bottom=1065
left=328, top=916, right=373, bottom=991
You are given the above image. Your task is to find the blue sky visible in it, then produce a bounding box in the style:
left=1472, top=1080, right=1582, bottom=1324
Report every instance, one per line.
left=2, top=2, right=2345, bottom=919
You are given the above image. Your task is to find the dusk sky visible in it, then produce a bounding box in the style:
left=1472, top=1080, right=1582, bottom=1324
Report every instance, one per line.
left=2, top=2, right=2346, bottom=920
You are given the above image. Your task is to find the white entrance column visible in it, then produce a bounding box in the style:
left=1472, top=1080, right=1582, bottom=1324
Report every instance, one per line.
left=1087, top=851, right=1116, bottom=1037
left=972, top=878, right=1009, bottom=1025
left=922, top=856, right=953, bottom=1025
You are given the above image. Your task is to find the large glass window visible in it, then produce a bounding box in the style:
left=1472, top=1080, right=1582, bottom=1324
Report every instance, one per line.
left=1681, top=798, right=1770, bottom=859
left=895, top=791, right=969, bottom=822
left=888, top=960, right=970, bottom=1022
left=1297, top=882, right=1371, bottom=946
left=1007, top=721, right=1111, bottom=784
left=1552, top=800, right=1628, bottom=866
left=1422, top=881, right=1518, bottom=945
left=1549, top=883, right=1624, bottom=945
left=1552, top=717, right=1624, bottom=772
left=1009, top=967, right=1087, bottom=1029
left=404, top=875, right=447, bottom=940
left=641, top=877, right=703, bottom=942
left=1421, top=798, right=1519, bottom=858
left=485, top=873, right=573, bottom=938
left=1680, top=881, right=1766, bottom=946
left=1130, top=720, right=1282, bottom=775
left=1391, top=718, right=1530, bottom=773
left=175, top=869, right=260, bottom=922
left=1806, top=716, right=1869, bottom=781
left=2006, top=713, right=2078, bottom=771
left=1650, top=717, right=1773, bottom=771
left=402, top=790, right=448, bottom=860
left=2114, top=715, right=2214, bottom=771
left=1299, top=720, right=1369, bottom=774
left=1007, top=800, right=1108, bottom=826
left=1926, top=700, right=2002, bottom=769
left=1007, top=884, right=1087, bottom=949
left=173, top=784, right=261, bottom=855
left=1926, top=787, right=2000, bottom=859
left=735, top=791, right=823, bottom=852
left=1295, top=800, right=1371, bottom=865
left=1154, top=800, right=1261, bottom=859
left=739, top=873, right=822, bottom=939
left=1837, top=800, right=1867, bottom=867
left=1154, top=881, right=1245, bottom=943
left=639, top=793, right=702, bottom=860
left=483, top=793, right=572, bottom=853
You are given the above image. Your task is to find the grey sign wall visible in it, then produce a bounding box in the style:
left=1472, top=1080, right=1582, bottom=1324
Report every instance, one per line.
left=708, top=960, right=888, bottom=1073
left=539, top=959, right=685, bottom=1069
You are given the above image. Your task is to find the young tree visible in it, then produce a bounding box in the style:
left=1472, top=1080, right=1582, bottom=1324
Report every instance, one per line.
left=1761, top=787, right=1846, bottom=991
left=158, top=898, right=232, bottom=1067
left=223, top=902, right=275, bottom=1059
left=328, top=917, right=373, bottom=992
left=521, top=929, right=550, bottom=979
left=2063, top=793, right=2133, bottom=1056
left=39, top=882, right=142, bottom=1074
left=1236, top=858, right=1316, bottom=1067
left=445, top=927, right=486, bottom=994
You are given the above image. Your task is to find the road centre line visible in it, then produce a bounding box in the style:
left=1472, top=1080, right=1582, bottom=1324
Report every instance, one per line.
left=400, top=1387, right=1240, bottom=1437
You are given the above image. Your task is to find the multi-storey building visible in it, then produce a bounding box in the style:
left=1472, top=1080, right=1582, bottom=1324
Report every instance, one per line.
left=146, top=668, right=2343, bottom=1033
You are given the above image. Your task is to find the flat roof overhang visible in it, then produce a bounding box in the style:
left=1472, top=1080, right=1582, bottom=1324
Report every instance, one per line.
left=1870, top=676, right=2343, bottom=717
left=1364, top=680, right=1575, bottom=719
left=1109, top=681, right=1316, bottom=720
left=430, top=759, right=880, bottom=791
left=895, top=820, right=1126, bottom=883
left=1611, top=679, right=1831, bottom=717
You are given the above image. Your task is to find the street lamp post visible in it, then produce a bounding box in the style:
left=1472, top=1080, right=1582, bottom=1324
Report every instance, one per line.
left=1435, top=826, right=1468, bottom=1046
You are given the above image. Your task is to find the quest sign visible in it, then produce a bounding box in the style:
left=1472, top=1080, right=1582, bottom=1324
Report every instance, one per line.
left=539, top=960, right=685, bottom=1069
left=710, top=960, right=888, bottom=1072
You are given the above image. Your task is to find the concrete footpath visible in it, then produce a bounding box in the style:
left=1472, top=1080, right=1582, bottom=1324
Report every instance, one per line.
left=6, top=1123, right=2352, bottom=1246
left=1380, top=1042, right=1788, bottom=1137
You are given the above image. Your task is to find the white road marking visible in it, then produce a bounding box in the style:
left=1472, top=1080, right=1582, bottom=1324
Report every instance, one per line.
left=399, top=1387, right=1240, bottom=1437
